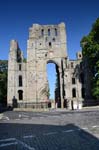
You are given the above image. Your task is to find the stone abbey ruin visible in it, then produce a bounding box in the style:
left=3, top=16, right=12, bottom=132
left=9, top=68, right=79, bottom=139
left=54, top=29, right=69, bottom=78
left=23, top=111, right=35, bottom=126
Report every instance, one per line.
left=7, top=23, right=91, bottom=109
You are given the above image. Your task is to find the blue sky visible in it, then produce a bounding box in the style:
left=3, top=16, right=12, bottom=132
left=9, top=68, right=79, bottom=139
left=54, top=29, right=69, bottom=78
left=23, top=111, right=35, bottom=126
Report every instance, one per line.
left=0, top=0, right=98, bottom=98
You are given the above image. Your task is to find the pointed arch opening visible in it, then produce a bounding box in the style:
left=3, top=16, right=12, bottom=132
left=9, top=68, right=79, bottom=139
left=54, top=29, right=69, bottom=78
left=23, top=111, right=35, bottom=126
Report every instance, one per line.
left=46, top=60, right=61, bottom=108
left=72, top=88, right=76, bottom=98
left=18, top=90, right=23, bottom=100
left=19, top=75, right=22, bottom=87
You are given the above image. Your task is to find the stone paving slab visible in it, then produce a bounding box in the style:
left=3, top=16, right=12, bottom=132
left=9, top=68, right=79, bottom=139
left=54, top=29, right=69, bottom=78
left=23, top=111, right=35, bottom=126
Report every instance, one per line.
left=0, top=110, right=99, bottom=149
left=0, top=127, right=99, bottom=150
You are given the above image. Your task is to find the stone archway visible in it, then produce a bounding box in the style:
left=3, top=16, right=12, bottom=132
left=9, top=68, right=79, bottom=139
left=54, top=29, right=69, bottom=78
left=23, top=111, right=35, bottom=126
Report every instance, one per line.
left=46, top=60, right=61, bottom=108
left=26, top=23, right=67, bottom=108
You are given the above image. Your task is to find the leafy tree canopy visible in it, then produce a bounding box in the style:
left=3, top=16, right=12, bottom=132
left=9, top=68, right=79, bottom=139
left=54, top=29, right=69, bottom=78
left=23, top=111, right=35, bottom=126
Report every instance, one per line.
left=0, top=60, right=8, bottom=105
left=80, top=18, right=99, bottom=99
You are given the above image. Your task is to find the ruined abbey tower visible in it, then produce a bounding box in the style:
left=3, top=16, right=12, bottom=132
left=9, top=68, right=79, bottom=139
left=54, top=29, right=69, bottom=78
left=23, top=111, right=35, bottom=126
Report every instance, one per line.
left=7, top=23, right=91, bottom=109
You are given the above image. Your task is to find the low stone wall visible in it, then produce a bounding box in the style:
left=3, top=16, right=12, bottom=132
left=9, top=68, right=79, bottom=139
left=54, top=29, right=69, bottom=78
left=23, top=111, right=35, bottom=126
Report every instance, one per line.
left=17, top=102, right=49, bottom=109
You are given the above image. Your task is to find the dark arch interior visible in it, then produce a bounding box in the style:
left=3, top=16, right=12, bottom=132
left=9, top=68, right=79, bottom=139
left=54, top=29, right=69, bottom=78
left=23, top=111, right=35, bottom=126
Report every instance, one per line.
left=72, top=88, right=76, bottom=98
left=18, top=90, right=23, bottom=100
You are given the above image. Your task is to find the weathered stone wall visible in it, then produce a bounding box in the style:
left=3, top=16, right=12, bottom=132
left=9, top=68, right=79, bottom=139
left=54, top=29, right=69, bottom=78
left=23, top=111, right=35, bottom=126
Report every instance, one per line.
left=26, top=23, right=67, bottom=107
left=7, top=23, right=91, bottom=109
left=7, top=40, right=27, bottom=106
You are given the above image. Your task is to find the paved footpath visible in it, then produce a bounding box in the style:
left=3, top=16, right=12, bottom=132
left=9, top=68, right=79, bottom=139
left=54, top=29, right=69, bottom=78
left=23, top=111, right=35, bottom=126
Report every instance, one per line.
left=0, top=108, right=99, bottom=150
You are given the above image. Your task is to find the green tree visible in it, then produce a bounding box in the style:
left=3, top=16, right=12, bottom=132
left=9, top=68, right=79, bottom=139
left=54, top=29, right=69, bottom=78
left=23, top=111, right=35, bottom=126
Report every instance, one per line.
left=0, top=60, right=8, bottom=105
left=81, top=18, right=99, bottom=99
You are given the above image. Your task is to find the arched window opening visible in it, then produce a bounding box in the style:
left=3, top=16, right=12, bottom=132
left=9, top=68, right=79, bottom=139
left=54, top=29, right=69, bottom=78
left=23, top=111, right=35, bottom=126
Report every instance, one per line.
left=72, top=78, right=76, bottom=84
left=72, top=88, right=76, bottom=98
left=48, top=29, right=50, bottom=36
left=82, top=88, right=85, bottom=98
left=19, top=75, right=22, bottom=87
left=18, top=90, right=23, bottom=100
left=19, top=64, right=21, bottom=71
left=49, top=42, right=52, bottom=47
left=55, top=28, right=58, bottom=36
left=17, top=49, right=22, bottom=63
left=41, top=29, right=44, bottom=36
